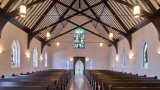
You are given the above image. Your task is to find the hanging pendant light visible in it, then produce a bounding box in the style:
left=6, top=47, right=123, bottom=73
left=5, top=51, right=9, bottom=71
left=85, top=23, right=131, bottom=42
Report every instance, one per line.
left=133, top=4, right=141, bottom=18
left=100, top=43, right=103, bottom=47
left=46, top=31, right=50, bottom=39
left=20, top=3, right=27, bottom=17
left=109, top=32, right=113, bottom=40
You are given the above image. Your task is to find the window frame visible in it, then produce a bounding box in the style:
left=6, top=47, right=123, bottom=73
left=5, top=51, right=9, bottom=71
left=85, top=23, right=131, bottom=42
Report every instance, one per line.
left=89, top=59, right=93, bottom=69
left=142, top=42, right=148, bottom=69
left=44, top=52, right=47, bottom=67
left=11, top=39, right=20, bottom=68
left=33, top=47, right=38, bottom=67
left=122, top=49, right=126, bottom=68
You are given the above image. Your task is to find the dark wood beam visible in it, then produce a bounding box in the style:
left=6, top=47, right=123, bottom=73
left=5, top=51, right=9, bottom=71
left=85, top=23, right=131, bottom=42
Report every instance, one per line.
left=57, top=1, right=126, bottom=35
left=67, top=20, right=118, bottom=53
left=102, top=0, right=132, bottom=49
left=67, top=20, right=114, bottom=43
left=31, top=0, right=58, bottom=31
left=27, top=0, right=58, bottom=49
left=103, top=0, right=128, bottom=32
left=113, top=0, right=153, bottom=19
left=141, top=0, right=157, bottom=14
left=50, top=0, right=77, bottom=33
left=41, top=20, right=92, bottom=52
left=3, top=0, right=18, bottom=13
left=8, top=0, right=47, bottom=15
left=83, top=0, right=117, bottom=42
left=47, top=20, right=93, bottom=43
left=34, top=1, right=103, bottom=35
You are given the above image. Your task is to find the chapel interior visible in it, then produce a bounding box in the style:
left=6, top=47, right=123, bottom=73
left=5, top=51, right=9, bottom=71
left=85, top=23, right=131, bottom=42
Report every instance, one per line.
left=0, top=0, right=160, bottom=90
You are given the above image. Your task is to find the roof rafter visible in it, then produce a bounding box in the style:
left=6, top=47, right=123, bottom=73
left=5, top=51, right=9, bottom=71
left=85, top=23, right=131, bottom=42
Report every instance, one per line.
left=57, top=1, right=126, bottom=35
left=41, top=20, right=93, bottom=52
left=67, top=20, right=118, bottom=53
left=102, top=0, right=128, bottom=32
left=83, top=0, right=117, bottom=41
left=33, top=1, right=103, bottom=35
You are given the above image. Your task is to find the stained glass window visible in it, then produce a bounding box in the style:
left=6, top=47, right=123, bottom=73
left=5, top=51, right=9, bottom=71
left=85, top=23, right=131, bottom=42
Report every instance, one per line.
left=74, top=28, right=85, bottom=49
left=33, top=47, right=38, bottom=67
left=44, top=52, right=47, bottom=67
left=89, top=59, right=93, bottom=68
left=11, top=40, right=20, bottom=68
left=122, top=50, right=126, bottom=68
left=143, top=42, right=148, bottom=68
left=66, top=60, right=70, bottom=69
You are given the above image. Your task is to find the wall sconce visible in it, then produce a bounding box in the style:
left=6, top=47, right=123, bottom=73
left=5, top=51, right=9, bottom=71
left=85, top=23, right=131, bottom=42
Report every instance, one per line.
left=157, top=51, right=160, bottom=54
left=100, top=43, right=103, bottom=47
left=26, top=54, right=30, bottom=59
left=40, top=56, right=43, bottom=61
left=115, top=56, right=119, bottom=61
left=129, top=54, right=134, bottom=59
left=85, top=57, right=89, bottom=61
left=70, top=57, right=73, bottom=61
left=0, top=50, right=3, bottom=53
left=56, top=42, right=60, bottom=47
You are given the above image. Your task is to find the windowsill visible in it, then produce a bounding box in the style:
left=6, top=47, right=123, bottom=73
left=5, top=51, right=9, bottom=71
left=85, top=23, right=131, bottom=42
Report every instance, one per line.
left=11, top=67, right=20, bottom=68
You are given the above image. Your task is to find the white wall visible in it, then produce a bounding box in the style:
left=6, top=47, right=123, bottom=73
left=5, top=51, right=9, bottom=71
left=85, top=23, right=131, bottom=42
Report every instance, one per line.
left=0, top=22, right=49, bottom=76
left=109, top=22, right=160, bottom=78
left=49, top=16, right=109, bottom=70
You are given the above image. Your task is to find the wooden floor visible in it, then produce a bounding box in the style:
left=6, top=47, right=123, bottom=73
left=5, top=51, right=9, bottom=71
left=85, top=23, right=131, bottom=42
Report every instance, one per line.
left=66, top=75, right=92, bottom=90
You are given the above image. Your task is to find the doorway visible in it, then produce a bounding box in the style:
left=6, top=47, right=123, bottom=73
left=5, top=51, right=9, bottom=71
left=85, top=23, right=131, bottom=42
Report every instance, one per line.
left=74, top=57, right=85, bottom=75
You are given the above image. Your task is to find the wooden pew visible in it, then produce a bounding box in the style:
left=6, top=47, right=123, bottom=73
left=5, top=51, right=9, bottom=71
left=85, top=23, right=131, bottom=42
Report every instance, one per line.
left=0, top=69, right=73, bottom=90
left=85, top=70, right=160, bottom=90
left=0, top=86, right=49, bottom=90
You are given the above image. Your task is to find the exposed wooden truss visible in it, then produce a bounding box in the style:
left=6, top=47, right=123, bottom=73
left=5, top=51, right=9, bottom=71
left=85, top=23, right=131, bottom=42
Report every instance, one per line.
left=0, top=0, right=160, bottom=53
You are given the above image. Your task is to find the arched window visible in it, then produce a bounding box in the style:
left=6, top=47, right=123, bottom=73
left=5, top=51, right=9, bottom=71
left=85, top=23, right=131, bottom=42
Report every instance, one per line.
left=11, top=39, right=20, bottom=68
left=111, top=52, right=114, bottom=67
left=143, top=42, right=148, bottom=68
left=74, top=28, right=85, bottom=49
left=89, top=59, right=93, bottom=68
left=66, top=60, right=70, bottom=69
left=122, top=49, right=126, bottom=68
left=33, top=47, right=38, bottom=67
left=44, top=52, right=47, bottom=67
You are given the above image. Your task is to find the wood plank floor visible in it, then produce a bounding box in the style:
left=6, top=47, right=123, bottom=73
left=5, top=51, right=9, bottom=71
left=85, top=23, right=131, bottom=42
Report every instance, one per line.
left=66, top=75, right=92, bottom=90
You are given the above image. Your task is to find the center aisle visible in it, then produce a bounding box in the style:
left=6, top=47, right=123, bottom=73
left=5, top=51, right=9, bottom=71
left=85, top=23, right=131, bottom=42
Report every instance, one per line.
left=66, top=75, right=92, bottom=90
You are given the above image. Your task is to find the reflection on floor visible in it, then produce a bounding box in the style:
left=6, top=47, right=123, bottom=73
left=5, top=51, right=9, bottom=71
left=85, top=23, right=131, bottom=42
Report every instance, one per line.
left=66, top=75, right=92, bottom=90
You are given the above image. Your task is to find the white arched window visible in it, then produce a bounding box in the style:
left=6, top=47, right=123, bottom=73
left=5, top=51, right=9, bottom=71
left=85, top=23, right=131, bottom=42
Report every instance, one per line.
left=89, top=59, right=93, bottom=68
left=122, top=49, right=126, bottom=68
left=44, top=52, right=47, bottom=67
left=111, top=52, right=114, bottom=67
left=143, top=42, right=148, bottom=68
left=33, top=47, right=38, bottom=67
left=66, top=60, right=70, bottom=69
left=11, top=39, right=20, bottom=68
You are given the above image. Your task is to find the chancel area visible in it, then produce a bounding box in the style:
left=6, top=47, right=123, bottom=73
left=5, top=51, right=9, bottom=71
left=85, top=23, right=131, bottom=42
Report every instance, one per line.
left=0, top=0, right=160, bottom=90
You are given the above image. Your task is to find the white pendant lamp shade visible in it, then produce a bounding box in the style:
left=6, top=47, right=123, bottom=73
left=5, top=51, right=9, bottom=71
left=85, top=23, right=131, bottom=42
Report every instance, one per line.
left=109, top=32, right=113, bottom=40
left=20, top=3, right=26, bottom=17
left=133, top=4, right=141, bottom=18
left=46, top=31, right=50, bottom=39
